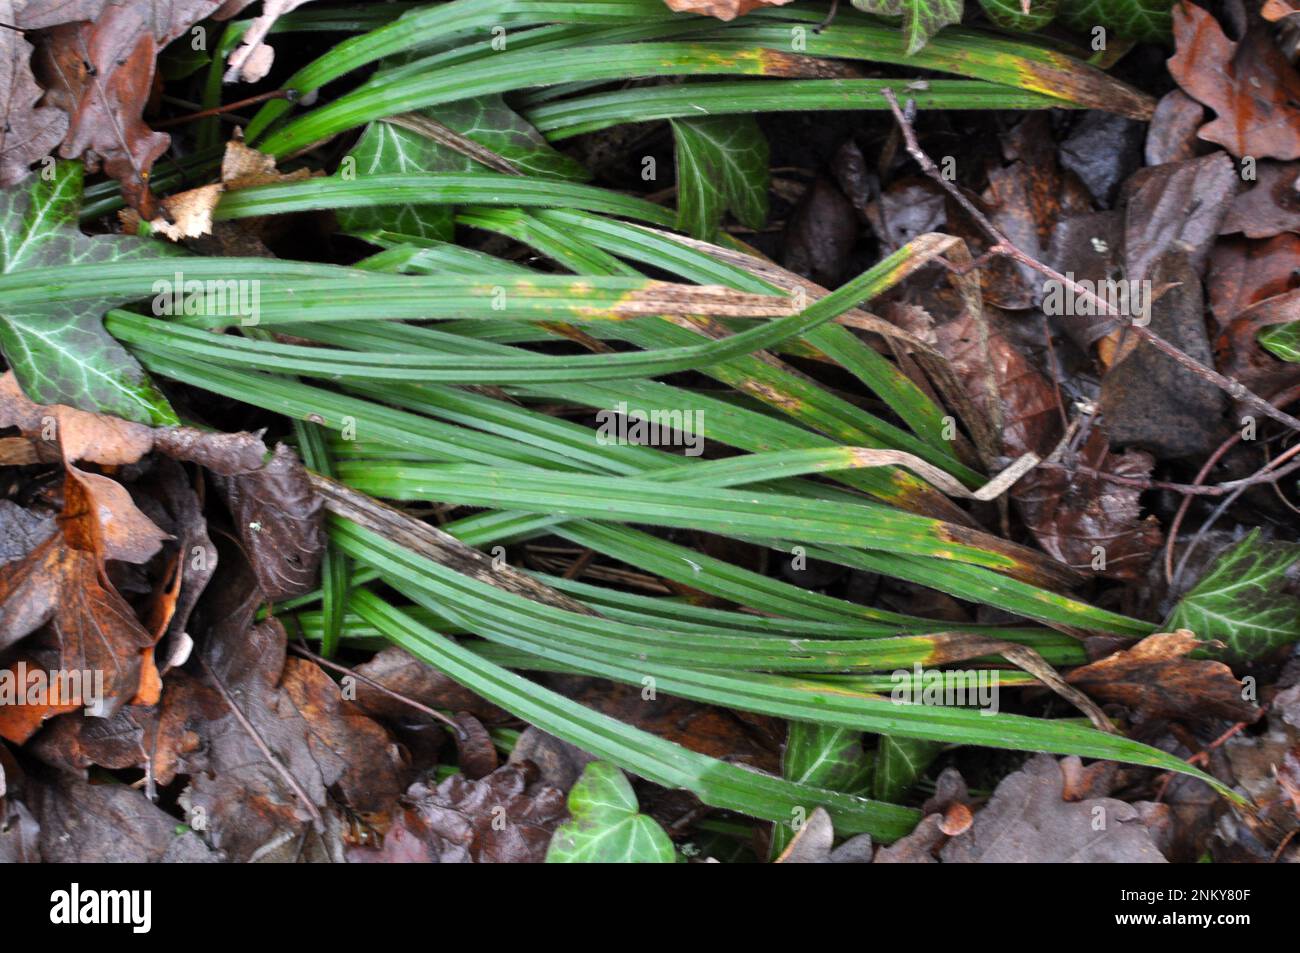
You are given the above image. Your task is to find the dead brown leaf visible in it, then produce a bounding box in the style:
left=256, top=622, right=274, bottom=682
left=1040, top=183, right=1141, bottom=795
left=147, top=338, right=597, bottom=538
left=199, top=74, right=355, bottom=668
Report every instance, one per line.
left=1066, top=629, right=1259, bottom=724
left=1220, top=161, right=1300, bottom=238
left=213, top=443, right=324, bottom=601
left=347, top=764, right=566, bottom=863
left=0, top=470, right=158, bottom=740
left=1168, top=1, right=1300, bottom=161
left=0, top=0, right=69, bottom=186
left=20, top=1, right=259, bottom=213
left=939, top=754, right=1169, bottom=862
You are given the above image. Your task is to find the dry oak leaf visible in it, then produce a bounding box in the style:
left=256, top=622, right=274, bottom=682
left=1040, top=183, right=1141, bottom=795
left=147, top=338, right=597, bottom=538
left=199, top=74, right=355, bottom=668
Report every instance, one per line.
left=1167, top=1, right=1300, bottom=160
left=1065, top=629, right=1260, bottom=725
left=26, top=2, right=260, bottom=214
left=661, top=0, right=795, bottom=20
left=940, top=755, right=1168, bottom=863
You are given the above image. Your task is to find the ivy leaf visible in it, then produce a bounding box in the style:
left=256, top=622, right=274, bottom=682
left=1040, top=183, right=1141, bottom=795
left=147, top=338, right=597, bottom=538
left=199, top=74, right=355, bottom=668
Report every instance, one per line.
left=1166, top=530, right=1300, bottom=663
left=851, top=0, right=966, bottom=55
left=1057, top=0, right=1174, bottom=44
left=670, top=115, right=769, bottom=241
left=0, top=163, right=179, bottom=424
left=1260, top=321, right=1300, bottom=363
left=874, top=735, right=943, bottom=803
left=339, top=95, right=589, bottom=241
left=545, top=761, right=675, bottom=863
left=978, top=0, right=1057, bottom=31
left=770, top=722, right=872, bottom=857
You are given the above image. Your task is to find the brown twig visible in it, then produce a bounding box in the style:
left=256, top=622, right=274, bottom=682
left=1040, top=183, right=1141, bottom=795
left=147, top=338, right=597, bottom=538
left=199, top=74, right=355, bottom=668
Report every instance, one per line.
left=1038, top=453, right=1300, bottom=498
left=1172, top=439, right=1300, bottom=590
left=154, top=90, right=295, bottom=129
left=289, top=639, right=465, bottom=738
left=879, top=88, right=1300, bottom=437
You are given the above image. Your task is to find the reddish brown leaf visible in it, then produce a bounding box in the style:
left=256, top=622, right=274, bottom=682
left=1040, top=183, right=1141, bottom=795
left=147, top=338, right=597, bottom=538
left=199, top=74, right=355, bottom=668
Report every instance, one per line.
left=0, top=473, right=156, bottom=740
left=25, top=1, right=258, bottom=213
left=1208, top=233, right=1300, bottom=323
left=975, top=114, right=1091, bottom=309
left=896, top=280, right=1164, bottom=579
left=34, top=14, right=169, bottom=215
left=1066, top=630, right=1259, bottom=724
left=352, top=645, right=509, bottom=725
left=1168, top=1, right=1300, bottom=160
left=450, top=712, right=497, bottom=780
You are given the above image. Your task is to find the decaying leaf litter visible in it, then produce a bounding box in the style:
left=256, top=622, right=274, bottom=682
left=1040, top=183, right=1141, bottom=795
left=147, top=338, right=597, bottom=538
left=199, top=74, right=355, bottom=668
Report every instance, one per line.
left=0, top=0, right=1298, bottom=864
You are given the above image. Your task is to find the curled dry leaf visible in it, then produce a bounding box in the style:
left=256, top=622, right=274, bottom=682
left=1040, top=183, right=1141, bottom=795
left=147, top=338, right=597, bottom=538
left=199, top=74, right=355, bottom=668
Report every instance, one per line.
left=1065, top=630, right=1259, bottom=724
left=133, top=136, right=315, bottom=241
left=0, top=469, right=161, bottom=741
left=348, top=765, right=567, bottom=864
left=213, top=443, right=324, bottom=601
left=0, top=371, right=268, bottom=474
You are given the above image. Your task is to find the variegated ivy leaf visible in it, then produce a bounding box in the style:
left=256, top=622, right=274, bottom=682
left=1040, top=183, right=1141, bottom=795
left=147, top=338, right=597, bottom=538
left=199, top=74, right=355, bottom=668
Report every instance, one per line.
left=852, top=0, right=965, bottom=55
left=670, top=115, right=769, bottom=241
left=1058, top=0, right=1173, bottom=44
left=545, top=761, right=675, bottom=863
left=874, top=735, right=943, bottom=803
left=1166, top=530, right=1300, bottom=664
left=770, top=722, right=872, bottom=857
left=338, top=94, right=589, bottom=241
left=0, top=163, right=179, bottom=424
